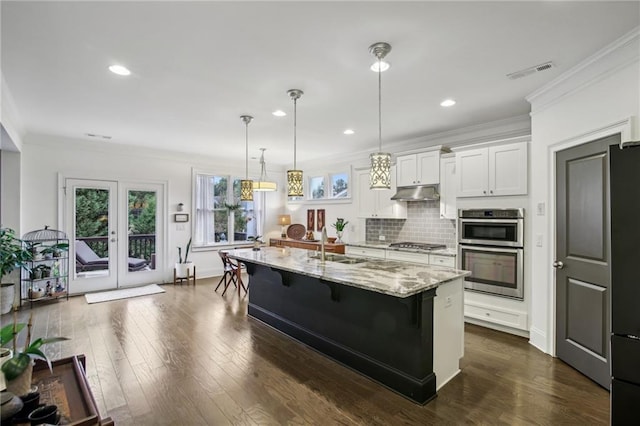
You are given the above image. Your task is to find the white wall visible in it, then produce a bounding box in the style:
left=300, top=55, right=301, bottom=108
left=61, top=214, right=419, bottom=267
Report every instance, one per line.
left=527, top=28, right=640, bottom=353
left=20, top=134, right=286, bottom=281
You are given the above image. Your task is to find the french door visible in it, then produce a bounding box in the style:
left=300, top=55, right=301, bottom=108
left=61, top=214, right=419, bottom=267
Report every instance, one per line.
left=65, top=178, right=165, bottom=294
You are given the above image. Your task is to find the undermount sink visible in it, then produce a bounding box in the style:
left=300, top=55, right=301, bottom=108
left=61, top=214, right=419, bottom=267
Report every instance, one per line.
left=308, top=253, right=367, bottom=264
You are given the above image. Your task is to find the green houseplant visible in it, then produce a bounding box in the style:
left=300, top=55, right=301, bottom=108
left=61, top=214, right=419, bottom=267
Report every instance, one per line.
left=1, top=311, right=68, bottom=395
left=331, top=218, right=349, bottom=243
left=0, top=228, right=32, bottom=314
left=176, top=237, right=193, bottom=278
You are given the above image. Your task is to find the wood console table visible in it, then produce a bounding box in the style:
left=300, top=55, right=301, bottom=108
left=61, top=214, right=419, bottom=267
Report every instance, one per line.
left=28, top=355, right=113, bottom=426
left=269, top=238, right=345, bottom=254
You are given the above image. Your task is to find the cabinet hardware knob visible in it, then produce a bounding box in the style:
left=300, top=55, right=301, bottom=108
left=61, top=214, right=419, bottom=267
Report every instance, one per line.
left=490, top=190, right=493, bottom=194
left=483, top=190, right=487, bottom=194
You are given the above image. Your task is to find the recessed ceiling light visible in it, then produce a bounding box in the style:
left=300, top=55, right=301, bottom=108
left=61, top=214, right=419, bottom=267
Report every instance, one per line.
left=108, top=65, right=131, bottom=76
left=343, top=129, right=355, bottom=135
left=272, top=110, right=286, bottom=117
left=440, top=99, right=456, bottom=107
left=370, top=61, right=390, bottom=72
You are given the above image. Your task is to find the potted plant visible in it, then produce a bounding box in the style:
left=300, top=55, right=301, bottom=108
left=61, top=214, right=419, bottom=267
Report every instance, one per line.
left=175, top=237, right=192, bottom=278
left=0, top=228, right=32, bottom=315
left=1, top=311, right=68, bottom=396
left=40, top=242, right=69, bottom=259
left=330, top=218, right=349, bottom=243
left=248, top=236, right=263, bottom=251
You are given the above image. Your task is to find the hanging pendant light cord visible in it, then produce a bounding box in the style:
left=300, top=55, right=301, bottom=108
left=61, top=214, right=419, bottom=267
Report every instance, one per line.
left=245, top=122, right=249, bottom=180
left=293, top=97, right=297, bottom=170
left=378, top=57, right=382, bottom=152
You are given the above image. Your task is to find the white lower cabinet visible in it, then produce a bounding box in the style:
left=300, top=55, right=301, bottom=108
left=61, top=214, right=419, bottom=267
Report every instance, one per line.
left=463, top=296, right=528, bottom=333
left=345, top=246, right=386, bottom=259
left=386, top=250, right=429, bottom=264
left=430, top=254, right=455, bottom=268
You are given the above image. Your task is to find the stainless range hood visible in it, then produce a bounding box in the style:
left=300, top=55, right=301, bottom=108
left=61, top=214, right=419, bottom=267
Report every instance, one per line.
left=391, top=185, right=440, bottom=201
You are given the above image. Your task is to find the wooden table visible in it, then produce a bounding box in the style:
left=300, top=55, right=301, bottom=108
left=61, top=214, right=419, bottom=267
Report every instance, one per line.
left=269, top=238, right=345, bottom=254
left=27, top=355, right=113, bottom=426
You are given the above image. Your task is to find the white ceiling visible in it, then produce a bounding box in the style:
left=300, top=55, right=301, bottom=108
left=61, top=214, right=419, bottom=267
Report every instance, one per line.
left=2, top=1, right=639, bottom=166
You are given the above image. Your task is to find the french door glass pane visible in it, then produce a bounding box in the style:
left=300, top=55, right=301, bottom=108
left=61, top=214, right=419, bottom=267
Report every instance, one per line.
left=75, top=188, right=109, bottom=276
left=127, top=190, right=156, bottom=271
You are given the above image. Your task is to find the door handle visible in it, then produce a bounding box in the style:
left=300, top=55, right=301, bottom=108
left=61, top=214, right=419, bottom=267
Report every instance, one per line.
left=553, top=260, right=564, bottom=269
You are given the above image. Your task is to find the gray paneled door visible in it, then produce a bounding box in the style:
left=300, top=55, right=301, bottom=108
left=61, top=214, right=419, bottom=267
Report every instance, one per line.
left=555, top=134, right=617, bottom=390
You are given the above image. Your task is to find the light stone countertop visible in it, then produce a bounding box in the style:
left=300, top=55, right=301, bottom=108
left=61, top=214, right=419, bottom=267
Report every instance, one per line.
left=228, top=247, right=469, bottom=298
left=347, top=242, right=457, bottom=257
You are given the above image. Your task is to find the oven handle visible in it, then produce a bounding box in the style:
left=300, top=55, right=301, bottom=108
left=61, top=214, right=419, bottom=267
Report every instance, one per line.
left=459, top=218, right=522, bottom=224
left=459, top=245, right=523, bottom=254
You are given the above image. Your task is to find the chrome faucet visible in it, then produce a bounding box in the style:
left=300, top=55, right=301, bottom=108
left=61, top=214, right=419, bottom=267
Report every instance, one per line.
left=320, top=226, right=328, bottom=262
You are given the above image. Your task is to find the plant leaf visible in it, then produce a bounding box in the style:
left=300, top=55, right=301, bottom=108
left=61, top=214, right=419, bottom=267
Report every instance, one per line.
left=0, top=323, right=25, bottom=346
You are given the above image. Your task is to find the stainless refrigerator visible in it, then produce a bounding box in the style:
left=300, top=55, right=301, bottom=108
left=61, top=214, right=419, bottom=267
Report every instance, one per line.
left=610, top=141, right=640, bottom=423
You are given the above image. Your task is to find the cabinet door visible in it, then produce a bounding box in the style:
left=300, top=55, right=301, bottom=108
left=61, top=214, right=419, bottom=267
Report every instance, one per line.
left=417, top=151, right=440, bottom=184
left=456, top=148, right=488, bottom=197
left=439, top=156, right=457, bottom=219
left=489, top=142, right=528, bottom=196
left=376, top=166, right=407, bottom=219
left=356, top=169, right=377, bottom=218
left=396, top=154, right=417, bottom=187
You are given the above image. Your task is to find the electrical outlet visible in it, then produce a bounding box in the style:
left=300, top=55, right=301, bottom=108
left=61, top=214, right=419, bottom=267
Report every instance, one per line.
left=445, top=296, right=452, bottom=307
left=536, top=234, right=543, bottom=247
left=379, top=235, right=386, bottom=241
left=537, top=202, right=545, bottom=216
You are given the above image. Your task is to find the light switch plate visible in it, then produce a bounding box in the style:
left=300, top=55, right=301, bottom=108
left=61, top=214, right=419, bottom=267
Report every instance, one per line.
left=536, top=234, right=543, bottom=247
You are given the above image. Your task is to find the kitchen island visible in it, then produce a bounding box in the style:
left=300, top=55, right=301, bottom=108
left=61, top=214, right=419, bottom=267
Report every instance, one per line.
left=228, top=247, right=470, bottom=404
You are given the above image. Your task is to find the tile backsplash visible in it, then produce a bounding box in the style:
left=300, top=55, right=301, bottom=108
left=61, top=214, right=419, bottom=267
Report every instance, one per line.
left=365, top=200, right=457, bottom=247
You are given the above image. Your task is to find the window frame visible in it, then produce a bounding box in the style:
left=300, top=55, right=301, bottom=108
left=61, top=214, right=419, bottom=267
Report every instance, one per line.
left=192, top=170, right=262, bottom=249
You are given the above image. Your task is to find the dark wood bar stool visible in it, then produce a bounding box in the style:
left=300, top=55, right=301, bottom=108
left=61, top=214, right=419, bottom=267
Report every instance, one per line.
left=216, top=251, right=246, bottom=296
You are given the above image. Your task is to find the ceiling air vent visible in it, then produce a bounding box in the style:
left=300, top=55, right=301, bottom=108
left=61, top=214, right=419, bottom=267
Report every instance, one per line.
left=85, top=133, right=112, bottom=140
left=507, top=61, right=555, bottom=80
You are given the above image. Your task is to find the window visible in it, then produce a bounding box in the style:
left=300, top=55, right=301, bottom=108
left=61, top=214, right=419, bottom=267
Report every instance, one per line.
left=194, top=172, right=263, bottom=247
left=302, top=171, right=350, bottom=201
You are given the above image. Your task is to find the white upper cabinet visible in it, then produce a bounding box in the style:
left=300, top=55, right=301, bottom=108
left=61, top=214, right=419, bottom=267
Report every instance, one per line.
left=396, top=151, right=440, bottom=187
left=456, top=141, right=528, bottom=197
left=439, top=154, right=457, bottom=219
left=356, top=167, right=407, bottom=219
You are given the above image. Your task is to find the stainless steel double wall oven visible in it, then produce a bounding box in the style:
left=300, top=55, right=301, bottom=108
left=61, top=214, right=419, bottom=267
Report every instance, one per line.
left=458, top=208, right=524, bottom=299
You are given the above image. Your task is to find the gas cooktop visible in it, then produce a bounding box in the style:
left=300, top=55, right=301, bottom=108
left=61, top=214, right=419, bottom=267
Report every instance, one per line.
left=388, top=242, right=446, bottom=251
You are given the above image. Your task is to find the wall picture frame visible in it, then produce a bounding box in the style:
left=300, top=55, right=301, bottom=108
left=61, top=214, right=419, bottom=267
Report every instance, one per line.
left=307, top=209, right=315, bottom=231
left=317, top=209, right=325, bottom=231
left=174, top=213, right=189, bottom=222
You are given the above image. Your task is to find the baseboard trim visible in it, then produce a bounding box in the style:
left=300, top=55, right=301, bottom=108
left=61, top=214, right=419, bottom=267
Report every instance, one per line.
left=465, top=318, right=530, bottom=338
left=528, top=326, right=549, bottom=354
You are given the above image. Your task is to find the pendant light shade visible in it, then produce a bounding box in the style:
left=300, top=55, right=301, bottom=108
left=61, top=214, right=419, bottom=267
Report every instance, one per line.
left=253, top=148, right=277, bottom=191
left=369, top=42, right=392, bottom=190
left=240, top=115, right=254, bottom=201
left=287, top=89, right=304, bottom=198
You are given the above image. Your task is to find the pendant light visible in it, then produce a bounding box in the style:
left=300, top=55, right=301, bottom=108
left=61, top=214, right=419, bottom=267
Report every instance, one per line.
left=253, top=148, right=277, bottom=191
left=369, top=42, right=392, bottom=190
left=240, top=115, right=254, bottom=201
left=286, top=89, right=304, bottom=197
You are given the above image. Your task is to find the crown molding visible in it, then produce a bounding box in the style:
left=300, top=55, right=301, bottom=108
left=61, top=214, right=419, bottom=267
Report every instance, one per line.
left=296, top=114, right=531, bottom=169
left=527, top=26, right=640, bottom=115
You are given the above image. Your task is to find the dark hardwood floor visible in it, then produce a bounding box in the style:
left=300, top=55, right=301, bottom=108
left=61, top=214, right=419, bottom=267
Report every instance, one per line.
left=2, top=278, right=609, bottom=425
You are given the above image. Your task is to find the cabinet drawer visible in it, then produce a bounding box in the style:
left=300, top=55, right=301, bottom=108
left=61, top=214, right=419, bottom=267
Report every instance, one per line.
left=464, top=301, right=527, bottom=330
left=429, top=254, right=455, bottom=268
left=345, top=246, right=386, bottom=259
left=386, top=250, right=429, bottom=264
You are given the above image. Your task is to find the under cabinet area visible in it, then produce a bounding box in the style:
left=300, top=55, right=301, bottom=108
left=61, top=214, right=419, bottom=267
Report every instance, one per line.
left=456, top=141, right=528, bottom=197
left=396, top=151, right=440, bottom=187
left=356, top=167, right=407, bottom=219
